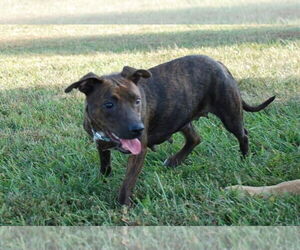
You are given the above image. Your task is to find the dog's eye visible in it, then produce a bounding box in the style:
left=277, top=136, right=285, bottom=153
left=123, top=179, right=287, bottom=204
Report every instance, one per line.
left=135, top=98, right=141, bottom=105
left=103, top=102, right=114, bottom=109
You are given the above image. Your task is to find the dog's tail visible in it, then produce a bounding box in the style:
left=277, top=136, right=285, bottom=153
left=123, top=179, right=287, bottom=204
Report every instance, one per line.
left=242, top=96, right=275, bottom=112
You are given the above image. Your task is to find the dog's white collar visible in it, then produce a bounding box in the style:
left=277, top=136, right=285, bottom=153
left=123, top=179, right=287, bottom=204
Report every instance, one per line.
left=92, top=129, right=111, bottom=142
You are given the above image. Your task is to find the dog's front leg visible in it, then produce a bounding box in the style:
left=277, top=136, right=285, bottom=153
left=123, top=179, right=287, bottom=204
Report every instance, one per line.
left=96, top=144, right=111, bottom=177
left=118, top=147, right=147, bottom=205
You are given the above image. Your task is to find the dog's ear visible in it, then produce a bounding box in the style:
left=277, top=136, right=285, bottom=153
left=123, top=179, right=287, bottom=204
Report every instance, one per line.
left=65, top=72, right=103, bottom=95
left=121, top=66, right=152, bottom=84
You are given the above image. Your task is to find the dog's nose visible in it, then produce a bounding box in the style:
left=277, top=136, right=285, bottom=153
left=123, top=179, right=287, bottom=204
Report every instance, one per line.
left=129, top=123, right=144, bottom=135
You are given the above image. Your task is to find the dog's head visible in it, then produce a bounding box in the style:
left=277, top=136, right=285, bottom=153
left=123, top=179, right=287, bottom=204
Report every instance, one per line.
left=65, top=67, right=151, bottom=155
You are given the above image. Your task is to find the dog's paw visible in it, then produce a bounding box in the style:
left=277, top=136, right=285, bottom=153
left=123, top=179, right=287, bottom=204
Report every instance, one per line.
left=100, top=166, right=112, bottom=177
left=118, top=189, right=132, bottom=206
left=163, top=157, right=181, bottom=168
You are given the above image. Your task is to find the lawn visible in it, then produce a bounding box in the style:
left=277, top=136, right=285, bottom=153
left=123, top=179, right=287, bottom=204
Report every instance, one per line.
left=0, top=1, right=299, bottom=226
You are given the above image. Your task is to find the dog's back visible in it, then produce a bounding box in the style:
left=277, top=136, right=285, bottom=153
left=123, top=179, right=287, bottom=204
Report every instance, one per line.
left=140, top=55, right=240, bottom=146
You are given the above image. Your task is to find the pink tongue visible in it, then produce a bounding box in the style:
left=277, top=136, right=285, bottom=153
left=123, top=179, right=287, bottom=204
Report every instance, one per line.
left=120, top=138, right=141, bottom=155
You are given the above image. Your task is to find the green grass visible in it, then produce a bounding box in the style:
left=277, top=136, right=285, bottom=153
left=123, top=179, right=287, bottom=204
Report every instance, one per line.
left=1, top=0, right=299, bottom=24
left=1, top=227, right=300, bottom=249
left=0, top=1, right=300, bottom=226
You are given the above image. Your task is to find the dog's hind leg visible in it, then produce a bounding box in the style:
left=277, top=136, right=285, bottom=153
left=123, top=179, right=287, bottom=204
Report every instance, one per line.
left=218, top=112, right=249, bottom=157
left=164, top=123, right=201, bottom=167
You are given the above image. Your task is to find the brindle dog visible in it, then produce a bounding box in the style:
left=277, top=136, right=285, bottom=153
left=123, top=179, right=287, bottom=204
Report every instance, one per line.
left=65, top=55, right=275, bottom=205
